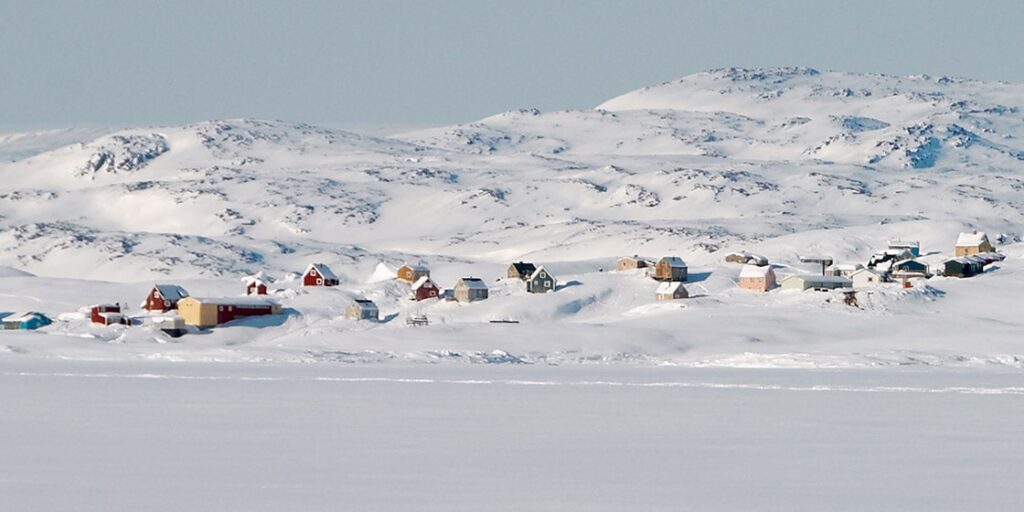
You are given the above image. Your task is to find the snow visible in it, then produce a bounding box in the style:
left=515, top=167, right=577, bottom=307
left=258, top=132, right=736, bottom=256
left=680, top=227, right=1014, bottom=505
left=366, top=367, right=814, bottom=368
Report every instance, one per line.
left=956, top=231, right=990, bottom=247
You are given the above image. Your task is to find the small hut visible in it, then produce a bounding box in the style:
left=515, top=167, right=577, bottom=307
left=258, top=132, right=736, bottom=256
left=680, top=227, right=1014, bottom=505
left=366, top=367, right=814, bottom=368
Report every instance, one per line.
left=851, top=268, right=885, bottom=288
left=506, top=262, right=537, bottom=280
left=302, top=263, right=339, bottom=287
left=397, top=264, right=431, bottom=284
left=90, top=304, right=128, bottom=326
left=411, top=276, right=441, bottom=301
left=653, top=257, right=688, bottom=282
left=738, top=265, right=776, bottom=292
left=617, top=256, right=650, bottom=271
left=655, top=281, right=689, bottom=301
left=526, top=266, right=556, bottom=294
left=244, top=276, right=269, bottom=296
left=345, top=299, right=380, bottom=321
left=454, top=278, right=489, bottom=303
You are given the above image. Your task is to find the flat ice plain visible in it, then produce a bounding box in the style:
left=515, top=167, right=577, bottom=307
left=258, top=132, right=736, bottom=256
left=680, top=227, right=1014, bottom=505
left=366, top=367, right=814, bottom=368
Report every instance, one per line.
left=2, top=359, right=1022, bottom=511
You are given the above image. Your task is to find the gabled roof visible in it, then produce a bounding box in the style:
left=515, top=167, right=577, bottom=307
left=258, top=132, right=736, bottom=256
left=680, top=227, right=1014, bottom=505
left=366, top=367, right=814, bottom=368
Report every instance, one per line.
left=305, top=263, right=338, bottom=281
left=243, top=275, right=270, bottom=286
left=411, top=276, right=437, bottom=290
left=400, top=263, right=430, bottom=272
left=956, top=231, right=990, bottom=247
left=658, top=256, right=687, bottom=268
left=3, top=311, right=49, bottom=323
left=153, top=284, right=189, bottom=300
left=509, top=261, right=537, bottom=274
left=894, top=258, right=927, bottom=268
left=457, top=277, right=489, bottom=290
left=827, top=263, right=864, bottom=271
left=529, top=265, right=554, bottom=281
left=656, top=281, right=687, bottom=294
left=739, top=264, right=774, bottom=278
left=351, top=299, right=378, bottom=309
left=186, top=297, right=279, bottom=306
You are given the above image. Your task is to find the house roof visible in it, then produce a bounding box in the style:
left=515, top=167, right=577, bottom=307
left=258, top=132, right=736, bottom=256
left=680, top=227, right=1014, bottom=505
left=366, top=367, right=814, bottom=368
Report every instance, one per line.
left=411, top=276, right=437, bottom=290
left=351, top=299, right=378, bottom=309
left=784, top=275, right=853, bottom=285
left=153, top=284, right=189, bottom=300
left=656, top=281, right=687, bottom=294
left=509, top=262, right=536, bottom=273
left=659, top=256, right=687, bottom=268
left=186, top=297, right=279, bottom=306
left=528, top=265, right=554, bottom=281
left=457, top=277, right=489, bottom=290
left=401, top=263, right=430, bottom=272
left=739, top=264, right=774, bottom=278
left=956, top=231, right=990, bottom=247
left=305, top=263, right=338, bottom=281
left=827, top=263, right=864, bottom=271
left=894, top=258, right=927, bottom=267
left=3, top=311, right=49, bottom=323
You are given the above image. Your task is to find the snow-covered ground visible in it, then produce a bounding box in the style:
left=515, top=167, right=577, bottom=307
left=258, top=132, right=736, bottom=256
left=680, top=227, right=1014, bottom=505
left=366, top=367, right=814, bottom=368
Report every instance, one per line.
left=3, top=360, right=1023, bottom=511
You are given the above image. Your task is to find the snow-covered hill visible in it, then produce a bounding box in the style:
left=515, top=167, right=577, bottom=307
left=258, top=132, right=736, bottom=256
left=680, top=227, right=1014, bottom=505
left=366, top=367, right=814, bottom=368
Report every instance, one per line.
left=2, top=67, right=1024, bottom=366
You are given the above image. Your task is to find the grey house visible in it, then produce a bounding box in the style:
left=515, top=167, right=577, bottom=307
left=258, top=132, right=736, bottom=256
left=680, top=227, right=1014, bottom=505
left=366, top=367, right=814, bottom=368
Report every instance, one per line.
left=526, top=266, right=556, bottom=294
left=345, top=299, right=379, bottom=321
left=454, top=278, right=489, bottom=303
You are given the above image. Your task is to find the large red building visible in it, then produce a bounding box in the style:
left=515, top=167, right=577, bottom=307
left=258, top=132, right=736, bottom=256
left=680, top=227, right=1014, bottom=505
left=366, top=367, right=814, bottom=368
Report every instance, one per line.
left=142, top=285, right=190, bottom=312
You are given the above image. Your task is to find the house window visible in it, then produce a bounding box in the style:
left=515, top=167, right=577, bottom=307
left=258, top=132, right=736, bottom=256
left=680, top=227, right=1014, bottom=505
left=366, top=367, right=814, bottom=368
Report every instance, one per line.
left=545, top=280, right=552, bottom=288
left=540, top=272, right=546, bottom=278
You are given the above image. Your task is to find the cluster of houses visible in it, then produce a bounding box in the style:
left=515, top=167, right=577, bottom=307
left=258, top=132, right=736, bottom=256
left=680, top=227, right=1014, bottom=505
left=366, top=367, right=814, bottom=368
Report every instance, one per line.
left=2, top=230, right=1008, bottom=332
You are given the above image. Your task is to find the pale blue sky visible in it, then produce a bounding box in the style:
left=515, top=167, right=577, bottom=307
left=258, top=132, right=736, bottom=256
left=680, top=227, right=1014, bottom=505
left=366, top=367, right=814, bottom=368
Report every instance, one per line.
left=2, top=0, right=1022, bottom=131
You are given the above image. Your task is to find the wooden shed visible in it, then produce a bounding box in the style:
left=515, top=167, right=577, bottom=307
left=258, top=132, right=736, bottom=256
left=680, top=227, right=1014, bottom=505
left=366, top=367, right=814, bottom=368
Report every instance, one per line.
left=653, top=257, right=688, bottom=282
left=892, top=259, right=929, bottom=277
left=303, top=263, right=339, bottom=287
left=655, top=281, right=688, bottom=301
left=617, top=256, right=650, bottom=271
left=398, top=264, right=431, bottom=284
left=526, top=266, right=556, bottom=294
left=507, top=262, right=537, bottom=280
left=345, top=299, right=380, bottom=321
left=177, top=297, right=282, bottom=328
left=454, top=277, right=489, bottom=303
left=956, top=230, right=995, bottom=257
left=738, top=264, right=776, bottom=292
left=142, top=284, right=190, bottom=312
left=943, top=257, right=985, bottom=278
left=411, top=276, right=441, bottom=301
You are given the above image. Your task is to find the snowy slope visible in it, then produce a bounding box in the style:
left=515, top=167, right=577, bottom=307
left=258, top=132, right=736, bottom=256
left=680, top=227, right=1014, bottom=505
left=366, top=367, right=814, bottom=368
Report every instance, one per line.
left=2, top=68, right=1024, bottom=365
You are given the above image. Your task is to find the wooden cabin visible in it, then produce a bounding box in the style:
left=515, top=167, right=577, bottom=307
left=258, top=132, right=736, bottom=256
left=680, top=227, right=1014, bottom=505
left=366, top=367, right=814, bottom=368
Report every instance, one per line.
left=411, top=276, right=440, bottom=301
left=955, top=230, right=995, bottom=257
left=892, top=259, right=929, bottom=277
left=177, top=297, right=282, bottom=328
left=507, top=262, right=537, bottom=280
left=244, top=277, right=268, bottom=296
left=526, top=266, right=556, bottom=294
left=143, top=284, right=190, bottom=312
left=397, top=264, right=431, bottom=284
left=454, top=278, right=489, bottom=303
left=303, top=263, right=339, bottom=287
left=655, top=281, right=688, bottom=301
left=617, top=256, right=650, bottom=271
left=653, top=257, right=688, bottom=282
left=345, top=299, right=380, bottom=321
left=738, top=265, right=776, bottom=292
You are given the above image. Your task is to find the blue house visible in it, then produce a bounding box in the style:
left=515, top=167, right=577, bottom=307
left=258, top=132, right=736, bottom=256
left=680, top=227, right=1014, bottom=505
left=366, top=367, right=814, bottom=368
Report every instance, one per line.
left=2, top=312, right=52, bottom=330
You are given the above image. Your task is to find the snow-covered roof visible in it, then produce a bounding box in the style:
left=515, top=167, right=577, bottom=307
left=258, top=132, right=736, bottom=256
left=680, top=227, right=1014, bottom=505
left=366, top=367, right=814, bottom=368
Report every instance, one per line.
left=827, top=263, right=864, bottom=271
left=351, top=299, right=378, bottom=309
left=188, top=297, right=279, bottom=306
left=509, top=261, right=536, bottom=273
left=659, top=256, right=687, bottom=267
left=457, top=277, right=488, bottom=290
left=90, top=303, right=120, bottom=310
left=785, top=275, right=853, bottom=285
left=154, top=284, right=189, bottom=300
left=739, top=264, right=773, bottom=278
left=956, top=231, right=990, bottom=247
left=411, top=276, right=437, bottom=290
left=401, top=263, right=430, bottom=272
left=894, top=258, right=926, bottom=267
left=305, top=263, right=338, bottom=281
left=529, top=265, right=554, bottom=280
left=3, top=311, right=48, bottom=322
left=656, top=281, right=687, bottom=294
left=243, top=275, right=269, bottom=286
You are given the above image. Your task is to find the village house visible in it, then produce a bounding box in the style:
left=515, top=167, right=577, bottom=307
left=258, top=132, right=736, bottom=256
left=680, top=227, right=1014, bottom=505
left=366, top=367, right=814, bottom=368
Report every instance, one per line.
left=653, top=256, right=688, bottom=282
left=1, top=312, right=51, bottom=330
left=825, top=263, right=865, bottom=278
left=397, top=264, right=431, bottom=284
left=526, top=266, right=556, bottom=294
left=90, top=304, right=128, bottom=326
left=244, top=276, right=268, bottom=296
left=850, top=268, right=885, bottom=288
left=152, top=316, right=186, bottom=337
left=888, top=240, right=921, bottom=257
left=303, top=263, right=339, bottom=287
left=738, top=264, right=777, bottom=292
left=780, top=275, right=853, bottom=291
left=411, top=276, right=441, bottom=301
left=955, top=230, right=995, bottom=257
left=142, top=284, right=190, bottom=312
left=867, top=248, right=915, bottom=269
left=655, top=281, right=689, bottom=301
left=454, top=277, right=489, bottom=303
left=892, top=259, right=929, bottom=277
left=345, top=299, right=380, bottom=321
left=506, top=262, right=537, bottom=280
left=943, top=257, right=985, bottom=278
left=724, top=251, right=769, bottom=266
left=617, top=256, right=650, bottom=271
left=176, top=297, right=282, bottom=328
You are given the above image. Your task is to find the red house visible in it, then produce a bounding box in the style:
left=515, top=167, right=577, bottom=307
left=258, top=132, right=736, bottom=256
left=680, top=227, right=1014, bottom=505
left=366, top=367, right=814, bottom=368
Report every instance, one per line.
left=90, top=304, right=128, bottom=326
left=303, top=263, right=339, bottom=287
left=411, top=276, right=440, bottom=301
left=142, top=285, right=190, bottom=312
left=245, top=277, right=268, bottom=296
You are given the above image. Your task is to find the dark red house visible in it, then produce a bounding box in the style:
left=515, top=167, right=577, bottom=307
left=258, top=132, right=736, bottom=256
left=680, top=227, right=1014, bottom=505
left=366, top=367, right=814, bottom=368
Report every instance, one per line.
left=90, top=304, right=128, bottom=326
left=411, top=276, right=440, bottom=301
left=303, top=263, right=339, bottom=287
left=245, top=277, right=268, bottom=296
left=143, top=284, right=190, bottom=312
